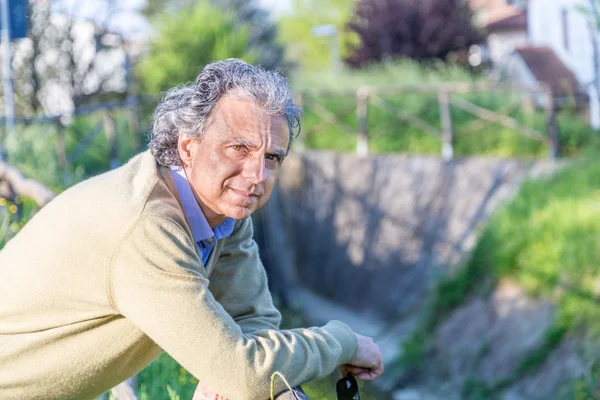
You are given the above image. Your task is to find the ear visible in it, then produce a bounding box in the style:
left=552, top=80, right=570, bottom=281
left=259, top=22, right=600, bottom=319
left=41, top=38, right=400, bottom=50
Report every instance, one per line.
left=177, top=132, right=194, bottom=167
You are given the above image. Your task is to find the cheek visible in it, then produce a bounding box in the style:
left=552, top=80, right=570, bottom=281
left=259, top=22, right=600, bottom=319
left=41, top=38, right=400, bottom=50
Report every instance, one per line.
left=190, top=167, right=226, bottom=197
left=262, top=171, right=280, bottom=194
left=206, top=161, right=237, bottom=188
left=213, top=156, right=244, bottom=182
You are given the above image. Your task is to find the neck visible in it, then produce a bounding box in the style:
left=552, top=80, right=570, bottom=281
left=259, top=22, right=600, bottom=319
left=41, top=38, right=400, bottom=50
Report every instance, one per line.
left=197, top=201, right=226, bottom=229
left=181, top=164, right=226, bottom=229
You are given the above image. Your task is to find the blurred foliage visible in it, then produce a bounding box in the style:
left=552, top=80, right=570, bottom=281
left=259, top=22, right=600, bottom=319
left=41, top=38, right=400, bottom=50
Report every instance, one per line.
left=278, top=0, right=359, bottom=71
left=0, top=106, right=146, bottom=250
left=3, top=124, right=81, bottom=191
left=137, top=353, right=198, bottom=400
left=0, top=198, right=33, bottom=249
left=136, top=2, right=255, bottom=94
left=11, top=1, right=132, bottom=116
left=291, top=59, right=481, bottom=89
left=209, top=0, right=286, bottom=71
left=142, top=0, right=285, bottom=71
left=460, top=378, right=498, bottom=400
left=345, top=0, right=483, bottom=67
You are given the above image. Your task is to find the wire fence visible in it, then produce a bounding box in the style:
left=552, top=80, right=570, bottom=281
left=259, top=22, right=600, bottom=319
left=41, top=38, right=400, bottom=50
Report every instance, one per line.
left=0, top=95, right=155, bottom=172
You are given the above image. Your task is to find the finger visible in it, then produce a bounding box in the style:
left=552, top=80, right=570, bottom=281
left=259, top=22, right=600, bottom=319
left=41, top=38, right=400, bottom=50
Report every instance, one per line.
left=345, top=366, right=368, bottom=375
left=355, top=370, right=381, bottom=381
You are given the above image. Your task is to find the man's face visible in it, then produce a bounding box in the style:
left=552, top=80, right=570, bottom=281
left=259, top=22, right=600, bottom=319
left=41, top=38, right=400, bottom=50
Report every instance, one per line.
left=179, top=96, right=290, bottom=227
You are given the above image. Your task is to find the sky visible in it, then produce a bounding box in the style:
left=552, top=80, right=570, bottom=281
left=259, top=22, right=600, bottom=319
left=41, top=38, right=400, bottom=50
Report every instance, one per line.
left=51, top=0, right=292, bottom=40
left=256, top=0, right=292, bottom=16
left=52, top=0, right=149, bottom=39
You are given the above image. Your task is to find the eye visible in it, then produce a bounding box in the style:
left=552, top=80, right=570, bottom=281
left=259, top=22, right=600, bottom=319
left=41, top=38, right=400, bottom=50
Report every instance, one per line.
left=231, top=145, right=243, bottom=151
left=266, top=154, right=283, bottom=164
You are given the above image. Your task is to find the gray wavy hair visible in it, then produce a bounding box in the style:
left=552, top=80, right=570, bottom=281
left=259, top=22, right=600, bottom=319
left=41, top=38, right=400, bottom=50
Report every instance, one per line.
left=148, top=58, right=302, bottom=167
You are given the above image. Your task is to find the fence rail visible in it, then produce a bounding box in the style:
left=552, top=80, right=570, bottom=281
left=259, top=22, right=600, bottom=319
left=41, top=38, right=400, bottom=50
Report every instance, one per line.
left=295, top=83, right=560, bottom=160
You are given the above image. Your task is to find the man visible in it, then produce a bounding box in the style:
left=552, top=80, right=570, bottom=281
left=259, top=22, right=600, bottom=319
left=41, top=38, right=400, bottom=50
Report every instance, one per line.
left=0, top=59, right=383, bottom=400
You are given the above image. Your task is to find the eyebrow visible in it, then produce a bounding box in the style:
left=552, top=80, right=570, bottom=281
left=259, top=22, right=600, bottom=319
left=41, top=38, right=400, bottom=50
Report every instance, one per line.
left=229, top=136, right=256, bottom=148
left=226, top=136, right=287, bottom=159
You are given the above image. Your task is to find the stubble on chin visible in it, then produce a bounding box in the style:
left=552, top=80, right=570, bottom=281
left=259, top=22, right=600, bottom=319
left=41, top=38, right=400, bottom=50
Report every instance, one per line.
left=219, top=192, right=257, bottom=219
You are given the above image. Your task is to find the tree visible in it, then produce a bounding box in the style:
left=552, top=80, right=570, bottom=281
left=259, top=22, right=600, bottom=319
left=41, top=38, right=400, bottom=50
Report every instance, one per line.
left=278, top=0, right=359, bottom=71
left=141, top=0, right=285, bottom=71
left=210, top=0, right=285, bottom=71
left=135, top=2, right=255, bottom=94
left=345, top=0, right=483, bottom=67
left=7, top=0, right=137, bottom=116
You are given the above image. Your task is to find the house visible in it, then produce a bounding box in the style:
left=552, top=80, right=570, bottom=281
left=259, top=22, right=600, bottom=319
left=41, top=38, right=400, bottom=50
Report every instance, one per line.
left=470, top=0, right=600, bottom=129
left=470, top=0, right=529, bottom=64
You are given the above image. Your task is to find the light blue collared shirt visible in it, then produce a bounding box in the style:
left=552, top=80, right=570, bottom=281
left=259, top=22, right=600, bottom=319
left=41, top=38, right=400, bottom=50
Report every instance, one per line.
left=170, top=167, right=235, bottom=265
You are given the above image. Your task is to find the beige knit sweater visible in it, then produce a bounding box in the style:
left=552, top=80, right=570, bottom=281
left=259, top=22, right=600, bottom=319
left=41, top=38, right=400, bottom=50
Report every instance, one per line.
left=0, top=151, right=358, bottom=400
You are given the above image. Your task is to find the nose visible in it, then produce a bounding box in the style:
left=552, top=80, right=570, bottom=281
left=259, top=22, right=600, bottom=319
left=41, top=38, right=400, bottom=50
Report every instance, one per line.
left=243, top=154, right=266, bottom=184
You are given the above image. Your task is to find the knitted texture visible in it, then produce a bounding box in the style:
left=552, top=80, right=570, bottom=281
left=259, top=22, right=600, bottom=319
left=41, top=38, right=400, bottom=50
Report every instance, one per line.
left=0, top=151, right=358, bottom=400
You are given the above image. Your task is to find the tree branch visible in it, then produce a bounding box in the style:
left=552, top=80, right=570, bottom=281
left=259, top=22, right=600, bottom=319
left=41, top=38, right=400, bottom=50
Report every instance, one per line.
left=0, top=162, right=55, bottom=207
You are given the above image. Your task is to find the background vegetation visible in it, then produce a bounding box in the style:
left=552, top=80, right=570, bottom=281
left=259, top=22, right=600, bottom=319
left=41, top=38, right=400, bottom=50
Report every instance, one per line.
left=136, top=3, right=254, bottom=94
left=292, top=61, right=598, bottom=158
left=394, top=157, right=600, bottom=397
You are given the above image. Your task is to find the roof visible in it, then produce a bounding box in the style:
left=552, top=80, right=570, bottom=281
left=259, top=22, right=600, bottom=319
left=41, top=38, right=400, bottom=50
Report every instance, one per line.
left=486, top=10, right=527, bottom=32
left=515, top=46, right=584, bottom=97
left=469, top=0, right=526, bottom=30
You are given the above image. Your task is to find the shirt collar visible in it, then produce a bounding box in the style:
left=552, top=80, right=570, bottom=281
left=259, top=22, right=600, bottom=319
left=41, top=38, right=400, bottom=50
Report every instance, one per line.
left=169, top=166, right=235, bottom=242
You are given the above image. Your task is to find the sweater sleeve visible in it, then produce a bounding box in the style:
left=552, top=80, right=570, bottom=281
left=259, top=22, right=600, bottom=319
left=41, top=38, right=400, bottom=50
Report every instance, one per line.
left=208, top=217, right=281, bottom=334
left=109, top=215, right=358, bottom=400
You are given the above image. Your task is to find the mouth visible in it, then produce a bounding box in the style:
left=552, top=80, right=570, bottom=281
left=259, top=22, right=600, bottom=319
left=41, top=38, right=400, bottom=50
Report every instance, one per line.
left=229, top=187, right=260, bottom=198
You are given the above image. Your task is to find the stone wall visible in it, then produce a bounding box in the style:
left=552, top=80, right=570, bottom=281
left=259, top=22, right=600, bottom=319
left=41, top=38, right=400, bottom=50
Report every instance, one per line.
left=270, top=150, right=561, bottom=320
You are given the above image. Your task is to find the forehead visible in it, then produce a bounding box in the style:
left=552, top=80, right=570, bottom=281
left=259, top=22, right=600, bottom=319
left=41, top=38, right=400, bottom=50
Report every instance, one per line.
left=208, top=96, right=289, bottom=149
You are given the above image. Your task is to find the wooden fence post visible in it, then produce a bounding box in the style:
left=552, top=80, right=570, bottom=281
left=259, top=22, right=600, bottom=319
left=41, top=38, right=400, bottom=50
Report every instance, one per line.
left=54, top=118, right=68, bottom=169
left=544, top=87, right=559, bottom=160
left=103, top=110, right=120, bottom=169
left=293, top=92, right=305, bottom=152
left=438, top=89, right=453, bottom=161
left=356, top=87, right=369, bottom=156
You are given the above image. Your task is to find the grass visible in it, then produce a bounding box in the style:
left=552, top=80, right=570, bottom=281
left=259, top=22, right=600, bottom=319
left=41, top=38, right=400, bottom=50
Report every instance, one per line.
left=137, top=354, right=198, bottom=400
left=419, top=155, right=600, bottom=332
left=396, top=154, right=600, bottom=394
left=291, top=59, right=482, bottom=90
left=298, top=93, right=597, bottom=158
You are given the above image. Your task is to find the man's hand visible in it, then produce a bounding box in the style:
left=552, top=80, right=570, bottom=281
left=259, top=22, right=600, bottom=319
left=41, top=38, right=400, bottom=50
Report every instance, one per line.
left=338, top=333, right=384, bottom=381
